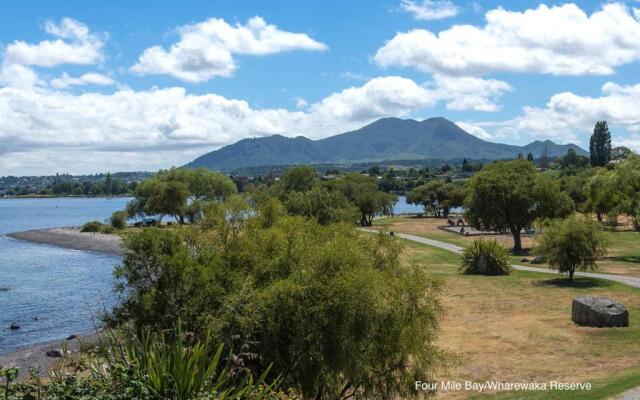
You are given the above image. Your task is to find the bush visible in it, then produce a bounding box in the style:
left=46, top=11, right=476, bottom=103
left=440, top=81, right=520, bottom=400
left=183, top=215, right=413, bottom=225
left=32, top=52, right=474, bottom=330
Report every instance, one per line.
left=81, top=220, right=104, bottom=232
left=0, top=326, right=284, bottom=400
left=460, top=239, right=511, bottom=275
left=110, top=210, right=128, bottom=230
left=535, top=215, right=608, bottom=281
left=110, top=204, right=447, bottom=400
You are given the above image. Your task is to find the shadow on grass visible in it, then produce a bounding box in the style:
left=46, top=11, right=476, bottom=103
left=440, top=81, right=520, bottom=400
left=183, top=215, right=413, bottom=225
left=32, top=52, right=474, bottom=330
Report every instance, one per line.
left=604, top=255, right=640, bottom=264
left=535, top=276, right=612, bottom=289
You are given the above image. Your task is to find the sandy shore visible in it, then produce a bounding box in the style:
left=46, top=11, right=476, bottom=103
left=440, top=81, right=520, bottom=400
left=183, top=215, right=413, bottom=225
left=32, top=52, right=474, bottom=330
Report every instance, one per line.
left=0, top=333, right=100, bottom=378
left=6, top=227, right=124, bottom=257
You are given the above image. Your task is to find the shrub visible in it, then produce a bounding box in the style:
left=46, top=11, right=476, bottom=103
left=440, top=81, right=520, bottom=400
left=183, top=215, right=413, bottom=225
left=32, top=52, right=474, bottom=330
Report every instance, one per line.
left=110, top=210, right=128, bottom=230
left=459, top=239, right=511, bottom=275
left=81, top=220, right=104, bottom=232
left=0, top=326, right=284, bottom=400
left=535, top=215, right=608, bottom=281
left=111, top=206, right=447, bottom=400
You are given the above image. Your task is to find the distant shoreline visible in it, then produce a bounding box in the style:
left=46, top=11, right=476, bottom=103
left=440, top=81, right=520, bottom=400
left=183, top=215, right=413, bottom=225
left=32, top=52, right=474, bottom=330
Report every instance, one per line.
left=0, top=195, right=133, bottom=199
left=6, top=228, right=124, bottom=257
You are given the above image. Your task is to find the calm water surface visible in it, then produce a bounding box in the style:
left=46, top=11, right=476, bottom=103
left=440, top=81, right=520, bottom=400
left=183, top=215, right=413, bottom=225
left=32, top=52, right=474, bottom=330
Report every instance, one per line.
left=0, top=197, right=130, bottom=354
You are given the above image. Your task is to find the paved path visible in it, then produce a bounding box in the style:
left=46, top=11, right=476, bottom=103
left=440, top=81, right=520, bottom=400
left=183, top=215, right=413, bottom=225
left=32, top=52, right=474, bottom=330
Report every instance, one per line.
left=361, top=229, right=640, bottom=289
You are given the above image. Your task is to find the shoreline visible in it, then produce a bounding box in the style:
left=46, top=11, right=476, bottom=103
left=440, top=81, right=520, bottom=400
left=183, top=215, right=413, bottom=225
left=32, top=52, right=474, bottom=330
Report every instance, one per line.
left=6, top=227, right=124, bottom=257
left=0, top=332, right=101, bottom=378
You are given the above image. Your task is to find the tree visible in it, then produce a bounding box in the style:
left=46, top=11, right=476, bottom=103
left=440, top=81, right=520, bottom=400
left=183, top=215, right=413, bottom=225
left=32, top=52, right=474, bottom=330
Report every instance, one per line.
left=527, top=152, right=534, bottom=162
left=589, top=120, right=612, bottom=166
left=461, top=158, right=473, bottom=172
left=465, top=159, right=573, bottom=252
left=615, top=155, right=640, bottom=230
left=333, top=174, right=397, bottom=226
left=584, top=168, right=618, bottom=222
left=406, top=180, right=455, bottom=217
left=558, top=148, right=589, bottom=170
left=146, top=181, right=189, bottom=223
left=279, top=166, right=317, bottom=193
left=535, top=215, right=608, bottom=281
left=539, top=147, right=551, bottom=170
left=112, top=209, right=447, bottom=400
left=284, top=186, right=359, bottom=225
left=612, top=146, right=632, bottom=160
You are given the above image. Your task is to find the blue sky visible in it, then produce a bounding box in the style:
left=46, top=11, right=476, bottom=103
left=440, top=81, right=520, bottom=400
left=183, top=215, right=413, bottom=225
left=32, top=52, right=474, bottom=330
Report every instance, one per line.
left=1, top=0, right=640, bottom=175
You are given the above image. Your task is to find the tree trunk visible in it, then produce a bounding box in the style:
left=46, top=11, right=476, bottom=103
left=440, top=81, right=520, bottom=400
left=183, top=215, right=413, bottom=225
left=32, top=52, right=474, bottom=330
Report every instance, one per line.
left=596, top=212, right=603, bottom=222
left=569, top=269, right=575, bottom=281
left=512, top=230, right=522, bottom=253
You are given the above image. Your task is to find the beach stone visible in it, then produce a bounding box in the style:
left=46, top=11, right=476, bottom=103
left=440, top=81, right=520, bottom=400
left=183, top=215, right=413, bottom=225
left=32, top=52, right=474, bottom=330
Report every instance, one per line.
left=572, top=296, right=629, bottom=327
left=46, top=349, right=65, bottom=358
left=530, top=256, right=545, bottom=264
left=10, top=322, right=20, bottom=330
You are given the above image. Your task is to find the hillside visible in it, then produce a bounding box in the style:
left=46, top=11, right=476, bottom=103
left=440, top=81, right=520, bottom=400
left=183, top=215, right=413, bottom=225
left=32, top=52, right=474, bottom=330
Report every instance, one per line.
left=186, top=117, right=587, bottom=171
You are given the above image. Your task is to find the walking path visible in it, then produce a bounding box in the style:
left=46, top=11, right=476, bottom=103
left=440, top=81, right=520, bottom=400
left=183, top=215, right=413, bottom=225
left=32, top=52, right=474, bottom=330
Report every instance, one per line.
left=361, top=229, right=640, bottom=289
left=361, top=229, right=640, bottom=399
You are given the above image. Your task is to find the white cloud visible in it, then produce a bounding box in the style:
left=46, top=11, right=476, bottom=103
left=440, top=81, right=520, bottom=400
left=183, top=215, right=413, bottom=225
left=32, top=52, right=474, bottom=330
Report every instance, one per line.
left=399, top=0, right=460, bottom=20
left=50, top=72, right=115, bottom=89
left=454, top=121, right=492, bottom=140
left=463, top=82, right=640, bottom=145
left=376, top=3, right=640, bottom=76
left=0, top=76, right=436, bottom=175
left=425, top=75, right=512, bottom=112
left=131, top=16, right=327, bottom=82
left=4, top=18, right=103, bottom=68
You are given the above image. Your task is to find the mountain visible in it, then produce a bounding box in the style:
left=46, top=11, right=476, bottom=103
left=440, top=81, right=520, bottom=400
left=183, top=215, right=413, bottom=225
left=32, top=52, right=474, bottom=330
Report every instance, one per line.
left=186, top=117, right=587, bottom=171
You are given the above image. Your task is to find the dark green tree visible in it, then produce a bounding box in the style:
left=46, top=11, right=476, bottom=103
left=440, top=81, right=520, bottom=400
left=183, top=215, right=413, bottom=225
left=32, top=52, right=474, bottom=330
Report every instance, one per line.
left=589, top=120, right=612, bottom=166
left=526, top=152, right=534, bottom=162
left=465, top=159, right=573, bottom=252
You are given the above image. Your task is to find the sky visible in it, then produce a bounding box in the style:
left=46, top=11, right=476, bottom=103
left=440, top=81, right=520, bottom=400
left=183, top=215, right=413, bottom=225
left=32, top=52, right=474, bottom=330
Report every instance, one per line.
left=1, top=0, right=640, bottom=176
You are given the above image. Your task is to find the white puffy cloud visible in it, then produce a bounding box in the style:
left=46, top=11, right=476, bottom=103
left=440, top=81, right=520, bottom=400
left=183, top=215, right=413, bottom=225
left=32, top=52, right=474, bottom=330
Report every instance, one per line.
left=0, top=76, right=437, bottom=175
left=3, top=18, right=103, bottom=68
left=399, top=0, right=459, bottom=20
left=459, top=82, right=640, bottom=145
left=376, top=3, right=640, bottom=76
left=454, top=121, right=492, bottom=140
left=131, top=16, right=327, bottom=82
left=50, top=72, right=115, bottom=89
left=425, top=75, right=512, bottom=112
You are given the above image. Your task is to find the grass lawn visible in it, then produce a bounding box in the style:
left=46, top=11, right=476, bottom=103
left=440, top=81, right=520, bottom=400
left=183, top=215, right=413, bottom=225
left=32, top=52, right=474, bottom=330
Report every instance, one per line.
left=376, top=216, right=640, bottom=277
left=396, top=240, right=640, bottom=399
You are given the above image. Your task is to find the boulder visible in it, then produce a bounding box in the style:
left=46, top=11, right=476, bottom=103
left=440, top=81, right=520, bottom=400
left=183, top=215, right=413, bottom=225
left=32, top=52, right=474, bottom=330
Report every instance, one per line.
left=530, top=256, right=545, bottom=264
left=46, top=349, right=66, bottom=358
left=9, top=322, right=20, bottom=330
left=66, top=334, right=78, bottom=340
left=572, top=296, right=629, bottom=327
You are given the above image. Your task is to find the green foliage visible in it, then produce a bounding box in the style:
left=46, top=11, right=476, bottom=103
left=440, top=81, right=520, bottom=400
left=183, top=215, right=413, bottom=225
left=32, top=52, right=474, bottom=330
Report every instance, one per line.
left=589, top=121, right=612, bottom=167
left=110, top=204, right=446, bottom=399
left=333, top=174, right=397, bottom=226
left=614, top=155, right=640, bottom=230
left=110, top=210, right=128, bottom=230
left=535, top=215, right=608, bottom=280
left=81, top=220, right=106, bottom=233
left=407, top=180, right=461, bottom=217
left=459, top=239, right=511, bottom=276
left=0, top=328, right=283, bottom=400
left=284, top=186, right=358, bottom=225
left=465, top=159, right=573, bottom=251
left=279, top=166, right=317, bottom=193
left=558, top=148, right=589, bottom=171
left=584, top=168, right=619, bottom=222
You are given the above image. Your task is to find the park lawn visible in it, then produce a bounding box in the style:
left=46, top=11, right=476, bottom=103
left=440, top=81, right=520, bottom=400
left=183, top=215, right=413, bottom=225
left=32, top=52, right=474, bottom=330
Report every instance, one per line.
left=398, top=241, right=640, bottom=400
left=378, top=216, right=640, bottom=277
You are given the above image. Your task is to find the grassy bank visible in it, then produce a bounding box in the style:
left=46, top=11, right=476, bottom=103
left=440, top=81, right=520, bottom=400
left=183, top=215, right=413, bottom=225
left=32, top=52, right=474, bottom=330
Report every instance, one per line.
left=398, top=240, right=640, bottom=399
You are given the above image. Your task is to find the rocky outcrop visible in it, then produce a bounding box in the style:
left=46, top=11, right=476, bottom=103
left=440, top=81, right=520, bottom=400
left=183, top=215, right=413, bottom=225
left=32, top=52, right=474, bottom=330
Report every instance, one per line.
left=10, top=322, right=20, bottom=330
left=572, top=296, right=629, bottom=327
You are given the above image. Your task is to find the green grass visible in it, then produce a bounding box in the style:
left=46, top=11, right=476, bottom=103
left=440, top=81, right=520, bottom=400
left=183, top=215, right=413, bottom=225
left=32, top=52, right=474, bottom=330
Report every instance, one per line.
left=469, top=367, right=640, bottom=400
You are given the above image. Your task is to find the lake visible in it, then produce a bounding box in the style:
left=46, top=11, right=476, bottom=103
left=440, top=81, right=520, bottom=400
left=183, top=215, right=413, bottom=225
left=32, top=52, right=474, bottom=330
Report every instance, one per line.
left=0, top=197, right=130, bottom=355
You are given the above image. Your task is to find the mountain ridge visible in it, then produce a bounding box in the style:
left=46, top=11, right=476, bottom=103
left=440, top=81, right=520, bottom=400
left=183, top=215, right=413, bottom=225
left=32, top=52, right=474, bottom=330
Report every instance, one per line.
left=186, top=117, right=587, bottom=171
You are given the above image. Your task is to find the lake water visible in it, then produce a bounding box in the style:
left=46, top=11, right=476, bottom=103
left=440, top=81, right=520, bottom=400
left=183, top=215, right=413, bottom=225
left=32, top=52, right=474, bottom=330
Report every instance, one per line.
left=0, top=197, right=130, bottom=355
left=393, top=196, right=423, bottom=214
